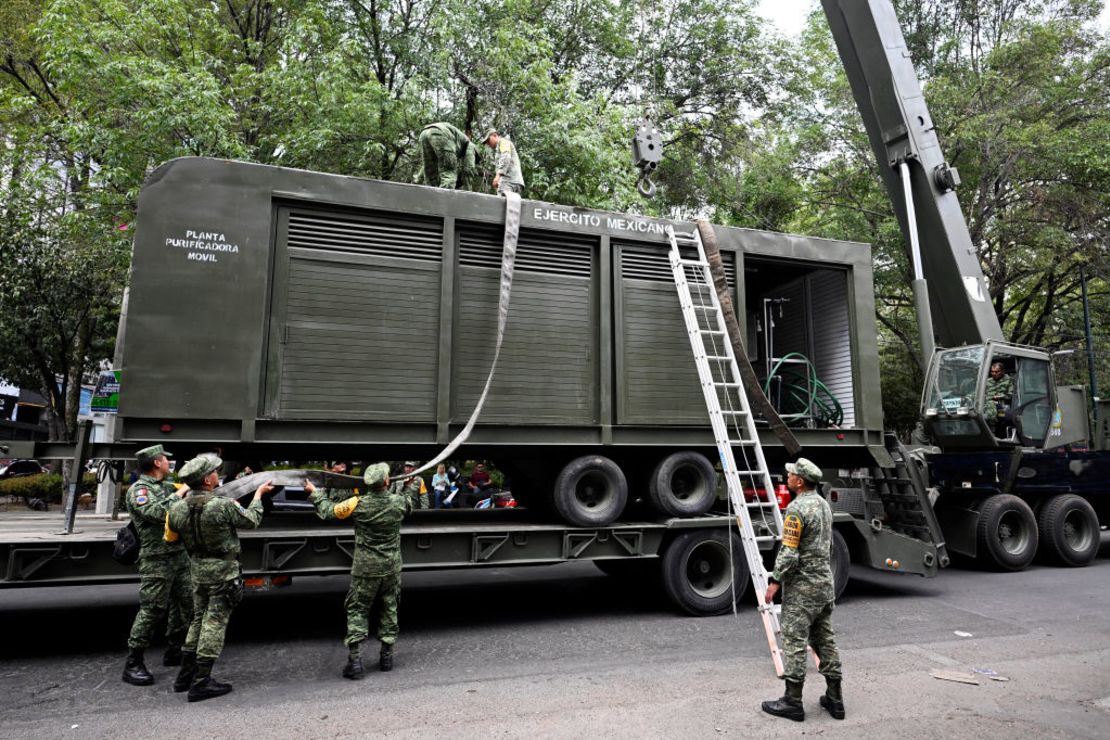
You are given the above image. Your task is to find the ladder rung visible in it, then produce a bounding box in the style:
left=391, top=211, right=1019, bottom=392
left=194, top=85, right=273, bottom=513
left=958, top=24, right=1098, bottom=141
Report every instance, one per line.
left=713, top=381, right=743, bottom=388
left=719, top=409, right=749, bottom=416
left=704, top=354, right=730, bottom=361
left=699, top=329, right=726, bottom=336
left=728, top=470, right=768, bottom=476
left=676, top=258, right=707, bottom=267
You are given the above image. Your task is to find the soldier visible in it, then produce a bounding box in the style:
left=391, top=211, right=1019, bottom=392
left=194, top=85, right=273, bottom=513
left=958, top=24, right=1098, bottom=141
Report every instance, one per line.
left=321, top=460, right=358, bottom=503
left=418, top=122, right=477, bottom=189
left=482, top=129, right=524, bottom=195
left=164, top=453, right=273, bottom=702
left=305, top=462, right=412, bottom=679
left=761, top=458, right=844, bottom=722
left=984, top=362, right=1015, bottom=436
left=392, top=461, right=427, bottom=510
left=121, top=444, right=193, bottom=686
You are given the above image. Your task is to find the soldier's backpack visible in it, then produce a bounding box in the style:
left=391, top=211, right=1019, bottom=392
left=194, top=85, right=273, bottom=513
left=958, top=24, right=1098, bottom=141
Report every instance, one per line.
left=112, top=520, right=140, bottom=565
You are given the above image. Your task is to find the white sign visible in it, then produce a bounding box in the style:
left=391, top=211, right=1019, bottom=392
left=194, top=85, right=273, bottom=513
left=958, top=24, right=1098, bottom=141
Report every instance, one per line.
left=532, top=207, right=667, bottom=237
left=165, top=229, right=241, bottom=263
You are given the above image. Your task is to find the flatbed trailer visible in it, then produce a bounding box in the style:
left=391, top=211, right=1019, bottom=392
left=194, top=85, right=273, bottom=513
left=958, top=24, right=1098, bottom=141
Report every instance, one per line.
left=0, top=508, right=770, bottom=616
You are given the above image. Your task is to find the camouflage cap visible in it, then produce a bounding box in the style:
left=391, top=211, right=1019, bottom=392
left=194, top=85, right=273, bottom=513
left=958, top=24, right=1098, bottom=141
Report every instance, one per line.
left=482, top=128, right=498, bottom=143
left=136, top=444, right=172, bottom=467
left=178, top=453, right=223, bottom=485
left=403, top=461, right=417, bottom=467
left=363, top=462, right=391, bottom=490
left=785, top=458, right=822, bottom=483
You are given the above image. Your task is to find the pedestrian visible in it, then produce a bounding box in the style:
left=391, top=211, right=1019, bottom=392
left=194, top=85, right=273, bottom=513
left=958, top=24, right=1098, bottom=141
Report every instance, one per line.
left=761, top=458, right=844, bottom=722
left=482, top=128, right=524, bottom=195
left=392, top=461, right=426, bottom=510
left=121, top=444, right=193, bottom=687
left=305, top=462, right=412, bottom=679
left=418, top=122, right=477, bottom=189
left=431, top=463, right=450, bottom=509
left=164, top=453, right=273, bottom=702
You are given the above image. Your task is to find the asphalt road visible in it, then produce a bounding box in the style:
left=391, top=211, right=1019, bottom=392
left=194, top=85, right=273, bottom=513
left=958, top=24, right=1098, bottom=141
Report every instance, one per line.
left=2, top=537, right=1110, bottom=739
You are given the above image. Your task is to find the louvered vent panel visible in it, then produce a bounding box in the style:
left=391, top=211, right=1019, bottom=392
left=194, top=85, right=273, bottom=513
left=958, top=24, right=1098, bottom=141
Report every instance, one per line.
left=288, top=209, right=442, bottom=262
left=453, top=222, right=597, bottom=423
left=619, top=245, right=736, bottom=287
left=810, top=271, right=856, bottom=427
left=459, top=223, right=593, bottom=277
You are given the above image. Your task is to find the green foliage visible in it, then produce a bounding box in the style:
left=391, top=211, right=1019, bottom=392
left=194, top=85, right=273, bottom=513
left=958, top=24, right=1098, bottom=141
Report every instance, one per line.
left=1, top=0, right=1107, bottom=440
left=0, top=472, right=97, bottom=503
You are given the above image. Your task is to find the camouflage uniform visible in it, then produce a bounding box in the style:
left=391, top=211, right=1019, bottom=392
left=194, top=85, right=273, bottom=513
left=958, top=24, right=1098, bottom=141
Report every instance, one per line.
left=310, top=463, right=412, bottom=650
left=419, top=122, right=477, bottom=190
left=772, top=489, right=841, bottom=684
left=126, top=473, right=194, bottom=651
left=391, top=463, right=427, bottom=510
left=484, top=129, right=524, bottom=194
left=984, top=372, right=1015, bottom=420
left=165, top=481, right=263, bottom=660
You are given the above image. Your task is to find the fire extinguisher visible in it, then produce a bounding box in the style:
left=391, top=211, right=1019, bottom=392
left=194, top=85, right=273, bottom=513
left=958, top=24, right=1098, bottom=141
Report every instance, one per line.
left=775, top=484, right=792, bottom=510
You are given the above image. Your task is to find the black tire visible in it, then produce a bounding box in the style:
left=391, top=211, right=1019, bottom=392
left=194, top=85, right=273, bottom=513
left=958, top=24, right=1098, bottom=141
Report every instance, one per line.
left=552, top=455, right=628, bottom=527
left=1037, top=494, right=1099, bottom=567
left=661, top=530, right=749, bottom=616
left=975, top=494, right=1038, bottom=571
left=831, top=529, right=850, bottom=602
left=647, top=451, right=718, bottom=517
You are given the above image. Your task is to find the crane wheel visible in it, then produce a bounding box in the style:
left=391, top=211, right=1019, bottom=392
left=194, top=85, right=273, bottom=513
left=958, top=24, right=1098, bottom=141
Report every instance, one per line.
left=975, top=494, right=1038, bottom=571
left=1037, top=494, right=1099, bottom=567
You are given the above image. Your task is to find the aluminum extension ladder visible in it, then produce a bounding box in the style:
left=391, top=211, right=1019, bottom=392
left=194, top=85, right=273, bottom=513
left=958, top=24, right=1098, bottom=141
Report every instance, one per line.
left=667, top=225, right=788, bottom=676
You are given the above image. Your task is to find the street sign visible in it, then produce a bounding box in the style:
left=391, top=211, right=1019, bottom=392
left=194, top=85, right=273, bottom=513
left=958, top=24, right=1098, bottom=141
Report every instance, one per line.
left=91, top=370, right=121, bottom=414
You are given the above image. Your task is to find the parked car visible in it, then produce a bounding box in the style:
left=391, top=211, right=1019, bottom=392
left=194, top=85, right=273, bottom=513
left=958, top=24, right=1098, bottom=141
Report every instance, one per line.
left=0, top=459, right=46, bottom=480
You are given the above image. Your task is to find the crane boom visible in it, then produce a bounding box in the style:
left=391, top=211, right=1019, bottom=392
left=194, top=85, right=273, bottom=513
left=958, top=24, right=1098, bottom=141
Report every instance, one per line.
left=819, top=0, right=1004, bottom=348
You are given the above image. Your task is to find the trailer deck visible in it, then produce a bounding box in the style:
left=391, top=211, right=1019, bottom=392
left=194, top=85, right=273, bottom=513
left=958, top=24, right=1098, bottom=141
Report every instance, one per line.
left=0, top=510, right=745, bottom=588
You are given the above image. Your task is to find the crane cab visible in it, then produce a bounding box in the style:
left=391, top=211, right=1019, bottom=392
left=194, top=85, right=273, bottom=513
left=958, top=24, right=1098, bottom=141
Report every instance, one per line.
left=921, top=341, right=1056, bottom=450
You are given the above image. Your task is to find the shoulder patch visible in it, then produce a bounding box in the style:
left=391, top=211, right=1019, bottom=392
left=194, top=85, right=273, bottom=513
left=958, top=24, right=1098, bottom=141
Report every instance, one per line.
left=334, top=496, right=360, bottom=520
left=234, top=500, right=247, bottom=513
left=498, top=140, right=510, bottom=152
left=782, top=514, right=802, bottom=549
left=135, top=492, right=149, bottom=506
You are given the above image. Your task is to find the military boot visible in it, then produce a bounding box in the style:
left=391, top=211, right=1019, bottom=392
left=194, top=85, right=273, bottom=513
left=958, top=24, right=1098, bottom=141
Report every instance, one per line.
left=820, top=678, right=846, bottom=720
left=163, top=632, right=186, bottom=666
left=379, top=642, right=394, bottom=672
left=121, top=648, right=154, bottom=686
left=343, top=641, right=364, bottom=681
left=173, top=651, right=197, bottom=693
left=188, top=658, right=233, bottom=702
left=761, top=679, right=805, bottom=722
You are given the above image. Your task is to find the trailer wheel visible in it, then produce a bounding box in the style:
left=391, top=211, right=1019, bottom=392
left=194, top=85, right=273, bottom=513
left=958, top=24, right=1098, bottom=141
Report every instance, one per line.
left=976, top=494, right=1038, bottom=571
left=1037, top=494, right=1099, bottom=567
left=662, top=530, right=749, bottom=616
left=552, top=455, right=628, bottom=527
left=647, top=451, right=718, bottom=517
left=832, top=529, right=850, bottom=602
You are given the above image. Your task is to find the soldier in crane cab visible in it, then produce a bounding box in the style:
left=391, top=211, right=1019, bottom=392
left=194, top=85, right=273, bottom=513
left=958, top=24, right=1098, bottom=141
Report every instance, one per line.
left=761, top=458, right=844, bottom=723
left=983, top=362, right=1015, bottom=437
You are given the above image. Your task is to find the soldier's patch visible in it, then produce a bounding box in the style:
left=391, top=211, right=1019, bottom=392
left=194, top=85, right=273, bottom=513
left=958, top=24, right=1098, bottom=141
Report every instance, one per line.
left=135, top=492, right=149, bottom=506
left=334, top=496, right=360, bottom=519
left=164, top=513, right=179, bottom=542
left=782, top=514, right=802, bottom=548
left=235, top=501, right=247, bottom=514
